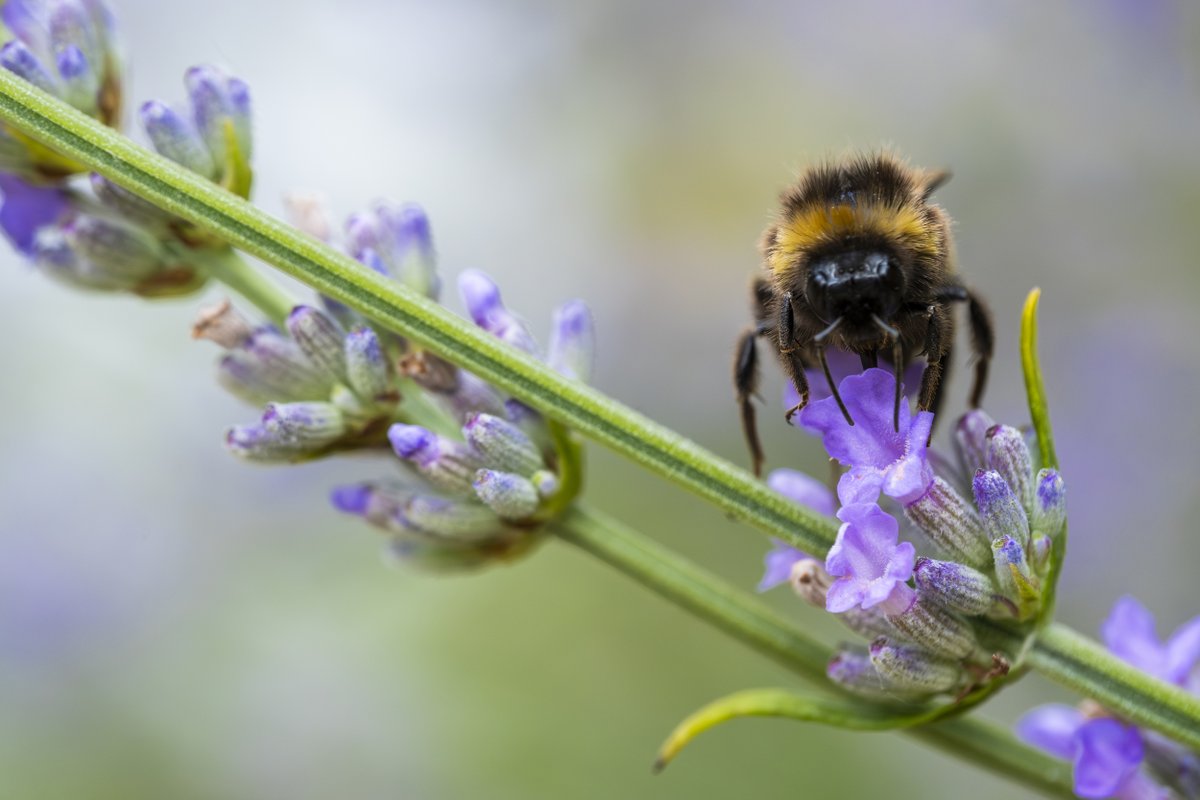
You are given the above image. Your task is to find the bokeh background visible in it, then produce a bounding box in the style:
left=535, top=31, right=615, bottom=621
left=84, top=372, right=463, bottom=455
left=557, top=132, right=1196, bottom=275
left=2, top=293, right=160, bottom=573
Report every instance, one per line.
left=3, top=1, right=1200, bottom=797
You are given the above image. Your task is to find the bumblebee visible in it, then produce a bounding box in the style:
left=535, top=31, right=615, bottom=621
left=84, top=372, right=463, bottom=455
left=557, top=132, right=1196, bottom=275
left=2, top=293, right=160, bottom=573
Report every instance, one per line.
left=734, top=152, right=994, bottom=476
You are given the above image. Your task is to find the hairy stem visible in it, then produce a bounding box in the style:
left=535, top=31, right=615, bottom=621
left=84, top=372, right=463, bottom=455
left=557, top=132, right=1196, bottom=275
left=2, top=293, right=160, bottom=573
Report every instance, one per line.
left=0, top=72, right=1195, bottom=753
left=552, top=505, right=1074, bottom=797
left=198, top=248, right=295, bottom=327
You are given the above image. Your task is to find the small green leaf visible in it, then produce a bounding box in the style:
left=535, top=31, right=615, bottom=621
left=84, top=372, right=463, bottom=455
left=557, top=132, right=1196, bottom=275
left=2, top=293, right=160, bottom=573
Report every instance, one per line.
left=1020, top=288, right=1057, bottom=470
left=654, top=689, right=938, bottom=772
left=1020, top=289, right=1067, bottom=626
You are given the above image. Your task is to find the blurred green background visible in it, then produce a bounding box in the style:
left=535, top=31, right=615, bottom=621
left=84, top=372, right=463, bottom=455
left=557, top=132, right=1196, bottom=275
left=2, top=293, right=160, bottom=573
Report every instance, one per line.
left=3, top=1, right=1200, bottom=797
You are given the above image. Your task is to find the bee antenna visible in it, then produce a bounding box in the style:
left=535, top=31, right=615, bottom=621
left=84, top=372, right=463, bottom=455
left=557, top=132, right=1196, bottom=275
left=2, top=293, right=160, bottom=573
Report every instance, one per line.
left=871, top=314, right=904, bottom=432
left=814, top=318, right=854, bottom=426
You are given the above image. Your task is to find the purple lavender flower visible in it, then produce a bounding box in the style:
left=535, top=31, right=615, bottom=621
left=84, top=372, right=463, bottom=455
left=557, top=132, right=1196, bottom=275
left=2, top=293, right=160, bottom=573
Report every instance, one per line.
left=824, top=502, right=916, bottom=616
left=345, top=201, right=438, bottom=298
left=798, top=368, right=934, bottom=506
left=1102, top=596, right=1200, bottom=688
left=1019, top=597, right=1200, bottom=798
left=0, top=175, right=68, bottom=254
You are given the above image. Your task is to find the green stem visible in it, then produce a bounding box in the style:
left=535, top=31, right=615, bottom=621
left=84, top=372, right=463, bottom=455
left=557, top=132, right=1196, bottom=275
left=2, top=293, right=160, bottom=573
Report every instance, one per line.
left=0, top=70, right=835, bottom=555
left=1029, top=623, right=1200, bottom=752
left=197, top=248, right=295, bottom=327
left=552, top=505, right=1075, bottom=797
left=0, top=73, right=1194, bottom=754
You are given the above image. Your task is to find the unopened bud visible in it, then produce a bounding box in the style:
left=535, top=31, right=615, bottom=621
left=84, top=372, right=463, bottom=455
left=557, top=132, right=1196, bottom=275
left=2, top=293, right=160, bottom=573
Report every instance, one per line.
left=64, top=214, right=164, bottom=281
left=886, top=597, right=979, bottom=660
left=548, top=300, right=594, bottom=382
left=973, top=470, right=1030, bottom=547
left=217, top=328, right=334, bottom=405
left=226, top=402, right=345, bottom=461
left=913, top=557, right=997, bottom=616
left=827, top=648, right=907, bottom=701
left=344, top=327, right=394, bottom=404
left=531, top=470, right=560, bottom=499
left=904, top=477, right=990, bottom=568
left=388, top=425, right=482, bottom=495
left=463, top=413, right=544, bottom=475
left=286, top=305, right=347, bottom=382
left=399, top=495, right=501, bottom=542
left=869, top=638, right=964, bottom=695
left=140, top=100, right=217, bottom=178
left=473, top=469, right=540, bottom=520
left=954, top=409, right=995, bottom=476
left=1031, top=469, right=1066, bottom=538
left=984, top=425, right=1034, bottom=513
left=992, top=535, right=1041, bottom=619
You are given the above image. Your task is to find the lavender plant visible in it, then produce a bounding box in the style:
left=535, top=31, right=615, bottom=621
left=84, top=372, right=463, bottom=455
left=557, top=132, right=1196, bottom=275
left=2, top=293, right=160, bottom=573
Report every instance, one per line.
left=1, top=2, right=1198, bottom=797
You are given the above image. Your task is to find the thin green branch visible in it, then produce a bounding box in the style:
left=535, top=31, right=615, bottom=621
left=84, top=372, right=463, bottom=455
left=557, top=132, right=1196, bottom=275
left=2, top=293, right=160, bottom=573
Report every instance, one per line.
left=0, top=71, right=1194, bottom=755
left=0, top=70, right=835, bottom=555
left=552, top=505, right=1074, bottom=797
left=1029, top=623, right=1200, bottom=752
left=197, top=249, right=295, bottom=327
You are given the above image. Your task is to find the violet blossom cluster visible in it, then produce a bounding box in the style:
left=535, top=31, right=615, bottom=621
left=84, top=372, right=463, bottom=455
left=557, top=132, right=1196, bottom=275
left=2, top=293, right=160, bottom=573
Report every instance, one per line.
left=0, top=0, right=595, bottom=571
left=760, top=367, right=1067, bottom=700
left=201, top=200, right=595, bottom=570
left=1018, top=597, right=1200, bottom=799
left=0, top=0, right=253, bottom=295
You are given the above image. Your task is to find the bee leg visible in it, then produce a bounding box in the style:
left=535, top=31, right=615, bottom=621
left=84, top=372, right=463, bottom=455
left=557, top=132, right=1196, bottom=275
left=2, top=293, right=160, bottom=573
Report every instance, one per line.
left=859, top=350, right=879, bottom=370
left=813, top=317, right=854, bottom=426
left=734, top=326, right=765, bottom=477
left=781, top=347, right=810, bottom=425
left=777, top=292, right=816, bottom=425
left=917, top=305, right=954, bottom=443
left=965, top=287, right=994, bottom=408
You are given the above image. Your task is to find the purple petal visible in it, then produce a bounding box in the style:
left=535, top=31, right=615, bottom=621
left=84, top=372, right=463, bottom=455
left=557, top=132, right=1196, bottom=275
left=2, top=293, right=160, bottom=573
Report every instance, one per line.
left=825, top=579, right=865, bottom=613
left=0, top=176, right=69, bottom=255
left=330, top=484, right=372, bottom=515
left=1103, top=596, right=1166, bottom=678
left=1074, top=719, right=1143, bottom=799
left=836, top=467, right=885, bottom=506
left=825, top=502, right=914, bottom=613
left=1016, top=704, right=1084, bottom=760
left=767, top=469, right=836, bottom=516
left=1163, top=613, right=1200, bottom=685
left=757, top=539, right=807, bottom=592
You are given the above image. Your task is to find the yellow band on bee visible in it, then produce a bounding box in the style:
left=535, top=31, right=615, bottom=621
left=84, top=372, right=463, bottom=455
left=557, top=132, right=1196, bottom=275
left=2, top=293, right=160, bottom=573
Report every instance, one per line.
left=770, top=203, right=937, bottom=276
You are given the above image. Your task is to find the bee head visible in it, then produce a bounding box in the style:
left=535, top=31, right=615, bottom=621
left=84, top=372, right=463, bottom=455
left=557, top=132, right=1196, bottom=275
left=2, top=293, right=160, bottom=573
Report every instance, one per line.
left=805, top=249, right=906, bottom=327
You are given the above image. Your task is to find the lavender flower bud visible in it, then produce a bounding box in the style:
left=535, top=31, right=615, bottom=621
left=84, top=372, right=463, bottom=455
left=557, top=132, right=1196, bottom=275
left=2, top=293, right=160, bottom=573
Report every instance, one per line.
left=531, top=470, right=560, bottom=499
left=217, top=328, right=334, bottom=405
left=1, top=41, right=58, bottom=94
left=1031, top=468, right=1066, bottom=538
left=385, top=537, right=496, bottom=573
left=226, top=402, right=346, bottom=461
left=56, top=45, right=99, bottom=112
left=389, top=424, right=483, bottom=495
left=376, top=202, right=437, bottom=298
left=185, top=65, right=235, bottom=164
left=139, top=100, right=216, bottom=178
left=1030, top=534, right=1052, bottom=571
left=32, top=228, right=115, bottom=290
left=913, top=557, right=998, bottom=617
left=473, top=469, right=540, bottom=520
left=63, top=214, right=164, bottom=281
left=992, top=535, right=1041, bottom=618
left=903, top=477, right=990, bottom=568
left=984, top=425, right=1034, bottom=513
left=458, top=269, right=539, bottom=354
left=463, top=413, right=544, bottom=475
left=869, top=637, right=964, bottom=695
left=286, top=305, right=348, bottom=383
left=973, top=469, right=1031, bottom=547
left=954, top=409, right=995, bottom=477
left=827, top=648, right=904, bottom=701
left=399, top=495, right=500, bottom=542
left=886, top=597, right=979, bottom=660
left=547, top=300, right=594, bottom=382
left=343, top=327, right=393, bottom=403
